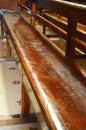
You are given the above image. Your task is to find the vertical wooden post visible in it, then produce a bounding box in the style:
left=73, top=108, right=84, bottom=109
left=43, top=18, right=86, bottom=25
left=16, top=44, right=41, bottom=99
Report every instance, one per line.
left=43, top=25, right=46, bottom=34
left=22, top=83, right=30, bottom=118
left=6, top=35, right=11, bottom=57
left=65, top=18, right=77, bottom=62
left=31, top=3, right=36, bottom=27
left=1, top=16, right=4, bottom=37
left=17, top=0, right=20, bottom=12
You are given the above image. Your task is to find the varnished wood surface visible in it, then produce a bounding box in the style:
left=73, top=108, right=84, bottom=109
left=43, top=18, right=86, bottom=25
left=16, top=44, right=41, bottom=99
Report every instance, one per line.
left=43, top=12, right=86, bottom=54
left=2, top=13, right=86, bottom=130
left=28, top=0, right=86, bottom=25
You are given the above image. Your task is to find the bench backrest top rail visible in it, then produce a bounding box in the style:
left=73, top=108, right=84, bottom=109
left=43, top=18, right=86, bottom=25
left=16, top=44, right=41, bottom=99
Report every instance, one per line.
left=28, top=0, right=86, bottom=25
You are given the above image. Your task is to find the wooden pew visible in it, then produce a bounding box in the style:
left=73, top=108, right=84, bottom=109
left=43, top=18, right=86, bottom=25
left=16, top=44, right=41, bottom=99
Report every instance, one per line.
left=27, top=0, right=86, bottom=77
left=29, top=0, right=86, bottom=58
left=18, top=1, right=86, bottom=77
left=1, top=8, right=86, bottom=130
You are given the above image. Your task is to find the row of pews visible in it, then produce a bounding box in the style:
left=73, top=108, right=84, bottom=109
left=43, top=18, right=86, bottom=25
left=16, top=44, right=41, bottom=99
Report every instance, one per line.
left=0, top=0, right=86, bottom=129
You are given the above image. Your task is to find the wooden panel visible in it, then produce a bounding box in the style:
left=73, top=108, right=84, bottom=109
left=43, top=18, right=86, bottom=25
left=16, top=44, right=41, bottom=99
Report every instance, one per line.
left=0, top=0, right=18, bottom=10
left=0, top=0, right=27, bottom=10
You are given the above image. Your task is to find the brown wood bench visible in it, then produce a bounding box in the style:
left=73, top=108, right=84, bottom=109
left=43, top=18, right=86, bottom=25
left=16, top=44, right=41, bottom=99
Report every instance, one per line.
left=18, top=2, right=86, bottom=78
left=1, top=10, right=86, bottom=130
left=27, top=0, right=86, bottom=62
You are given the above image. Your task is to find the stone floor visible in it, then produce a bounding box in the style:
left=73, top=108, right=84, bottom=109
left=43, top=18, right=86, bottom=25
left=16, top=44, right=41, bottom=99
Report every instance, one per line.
left=0, top=60, right=21, bottom=118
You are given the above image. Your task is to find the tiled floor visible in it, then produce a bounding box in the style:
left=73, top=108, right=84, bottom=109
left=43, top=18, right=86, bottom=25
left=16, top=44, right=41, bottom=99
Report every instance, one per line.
left=0, top=60, right=22, bottom=118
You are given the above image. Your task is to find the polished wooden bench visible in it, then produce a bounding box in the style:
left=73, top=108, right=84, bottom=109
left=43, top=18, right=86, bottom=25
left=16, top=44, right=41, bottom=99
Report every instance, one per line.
left=27, top=0, right=86, bottom=78
left=1, top=11, right=86, bottom=130
left=18, top=2, right=86, bottom=78
left=28, top=0, right=86, bottom=62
